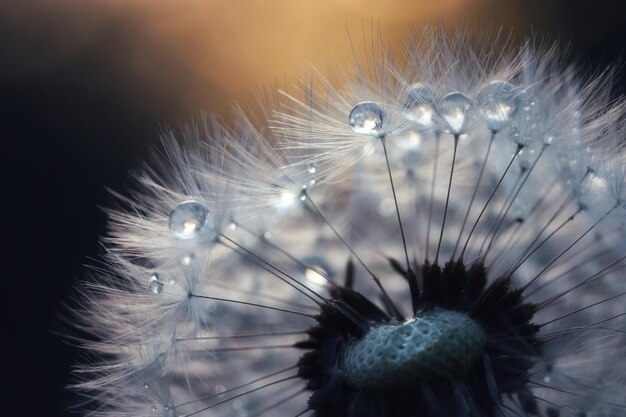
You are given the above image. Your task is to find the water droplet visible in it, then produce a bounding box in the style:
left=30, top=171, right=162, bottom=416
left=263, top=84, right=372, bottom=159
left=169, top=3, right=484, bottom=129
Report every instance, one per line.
left=303, top=256, right=331, bottom=285
left=228, top=221, right=238, bottom=231
left=149, top=274, right=164, bottom=294
left=152, top=406, right=157, bottom=412
left=349, top=101, right=386, bottom=136
left=378, top=198, right=395, bottom=217
left=544, top=129, right=558, bottom=145
left=182, top=254, right=194, bottom=265
left=307, top=162, right=318, bottom=174
left=403, top=83, right=438, bottom=129
left=168, top=201, right=211, bottom=240
left=305, top=267, right=327, bottom=285
left=440, top=92, right=472, bottom=134
left=276, top=189, right=297, bottom=208
left=144, top=383, right=150, bottom=390
left=477, top=81, right=519, bottom=132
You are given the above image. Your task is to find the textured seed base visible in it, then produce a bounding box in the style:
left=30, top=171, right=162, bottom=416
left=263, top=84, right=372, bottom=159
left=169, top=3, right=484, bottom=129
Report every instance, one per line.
left=341, top=308, right=486, bottom=389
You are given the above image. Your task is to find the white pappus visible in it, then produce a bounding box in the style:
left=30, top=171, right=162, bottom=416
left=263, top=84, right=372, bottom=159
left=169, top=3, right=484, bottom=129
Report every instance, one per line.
left=71, top=26, right=626, bottom=417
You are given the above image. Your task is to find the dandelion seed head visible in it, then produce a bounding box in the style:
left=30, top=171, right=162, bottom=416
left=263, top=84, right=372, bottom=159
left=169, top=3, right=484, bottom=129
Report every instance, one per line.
left=70, top=25, right=626, bottom=417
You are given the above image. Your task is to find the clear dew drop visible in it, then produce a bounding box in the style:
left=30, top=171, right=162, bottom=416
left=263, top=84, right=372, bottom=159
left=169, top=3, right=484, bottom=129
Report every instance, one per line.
left=277, top=189, right=297, bottom=208
left=182, top=254, right=194, bottom=265
left=403, top=83, right=438, bottom=129
left=378, top=198, right=396, bottom=217
left=508, top=89, right=539, bottom=146
left=440, top=92, right=472, bottom=134
left=303, top=256, right=331, bottom=285
left=395, top=131, right=422, bottom=152
left=349, top=101, right=386, bottom=136
left=304, top=267, right=327, bottom=285
left=149, top=274, right=164, bottom=294
left=477, top=81, right=519, bottom=132
left=168, top=201, right=211, bottom=240
left=544, top=130, right=558, bottom=145
left=307, top=162, right=318, bottom=174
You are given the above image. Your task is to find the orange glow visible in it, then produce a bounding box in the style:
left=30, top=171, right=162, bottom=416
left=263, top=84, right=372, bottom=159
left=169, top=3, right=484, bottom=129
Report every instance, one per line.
left=4, top=1, right=623, bottom=117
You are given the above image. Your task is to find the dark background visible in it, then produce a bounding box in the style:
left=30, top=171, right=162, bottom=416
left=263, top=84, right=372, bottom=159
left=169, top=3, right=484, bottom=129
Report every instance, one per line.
left=2, top=1, right=626, bottom=415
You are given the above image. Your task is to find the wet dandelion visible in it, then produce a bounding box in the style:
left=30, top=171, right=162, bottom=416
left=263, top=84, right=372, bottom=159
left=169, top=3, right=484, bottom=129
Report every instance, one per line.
left=71, top=27, right=626, bottom=417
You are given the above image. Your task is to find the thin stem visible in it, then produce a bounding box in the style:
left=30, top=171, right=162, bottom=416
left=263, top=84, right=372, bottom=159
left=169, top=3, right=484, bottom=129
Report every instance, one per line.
left=425, top=131, right=441, bottom=262
left=306, top=191, right=404, bottom=320
left=175, top=365, right=297, bottom=408
left=539, top=290, right=626, bottom=327
left=176, top=330, right=307, bottom=342
left=435, top=134, right=460, bottom=264
left=460, top=144, right=523, bottom=260
left=483, top=145, right=547, bottom=258
left=219, top=235, right=325, bottom=305
left=522, top=204, right=618, bottom=291
left=507, top=207, right=582, bottom=278
left=190, top=294, right=316, bottom=319
left=182, top=375, right=299, bottom=417
left=380, top=136, right=411, bottom=269
left=452, top=131, right=495, bottom=259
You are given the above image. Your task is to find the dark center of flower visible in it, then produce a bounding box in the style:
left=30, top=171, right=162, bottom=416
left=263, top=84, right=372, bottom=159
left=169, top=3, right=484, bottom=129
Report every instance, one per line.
left=296, top=259, right=542, bottom=417
left=341, top=308, right=486, bottom=390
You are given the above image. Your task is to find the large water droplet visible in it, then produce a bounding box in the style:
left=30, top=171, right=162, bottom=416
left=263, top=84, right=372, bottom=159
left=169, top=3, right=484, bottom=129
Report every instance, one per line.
left=440, top=92, right=472, bottom=134
left=349, top=102, right=386, bottom=136
left=403, top=83, right=438, bottom=129
left=168, top=201, right=211, bottom=240
left=477, top=81, right=519, bottom=132
left=149, top=274, right=164, bottom=294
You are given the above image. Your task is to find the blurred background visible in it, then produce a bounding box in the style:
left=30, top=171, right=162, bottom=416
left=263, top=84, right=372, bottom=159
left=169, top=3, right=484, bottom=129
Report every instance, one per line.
left=2, top=1, right=625, bottom=415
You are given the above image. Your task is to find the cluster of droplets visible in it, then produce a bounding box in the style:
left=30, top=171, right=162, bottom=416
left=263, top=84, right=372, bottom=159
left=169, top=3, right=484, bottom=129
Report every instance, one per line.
left=349, top=80, right=521, bottom=139
left=160, top=79, right=523, bottom=272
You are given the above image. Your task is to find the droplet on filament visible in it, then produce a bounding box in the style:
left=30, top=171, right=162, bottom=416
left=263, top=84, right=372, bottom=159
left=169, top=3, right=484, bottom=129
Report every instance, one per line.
left=168, top=201, right=212, bottom=240
left=477, top=80, right=519, bottom=132
left=403, top=83, right=438, bottom=130
left=349, top=101, right=386, bottom=136
left=440, top=92, right=472, bottom=135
